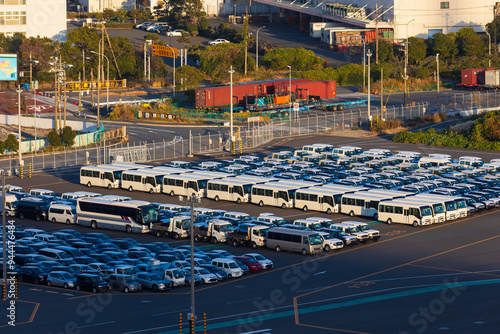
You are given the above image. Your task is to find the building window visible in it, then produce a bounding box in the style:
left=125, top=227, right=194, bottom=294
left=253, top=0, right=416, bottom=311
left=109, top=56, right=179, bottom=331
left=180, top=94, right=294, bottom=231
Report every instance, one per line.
left=440, top=2, right=449, bottom=9
left=0, top=10, right=27, bottom=25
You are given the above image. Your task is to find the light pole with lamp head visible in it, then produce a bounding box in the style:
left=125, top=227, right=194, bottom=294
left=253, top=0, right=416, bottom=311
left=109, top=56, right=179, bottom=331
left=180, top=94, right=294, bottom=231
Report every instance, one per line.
left=436, top=53, right=440, bottom=111
left=361, top=36, right=366, bottom=88
left=30, top=55, right=39, bottom=152
left=403, top=19, right=415, bottom=106
left=229, top=66, right=235, bottom=153
left=484, top=29, right=491, bottom=68
left=16, top=86, right=23, bottom=169
left=256, top=26, right=266, bottom=72
left=164, top=45, right=176, bottom=97
left=287, top=65, right=292, bottom=134
left=367, top=49, right=372, bottom=122
left=91, top=51, right=109, bottom=112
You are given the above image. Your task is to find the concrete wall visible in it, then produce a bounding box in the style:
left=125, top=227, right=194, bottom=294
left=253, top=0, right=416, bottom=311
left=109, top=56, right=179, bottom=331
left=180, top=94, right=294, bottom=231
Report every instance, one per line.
left=0, top=115, right=98, bottom=132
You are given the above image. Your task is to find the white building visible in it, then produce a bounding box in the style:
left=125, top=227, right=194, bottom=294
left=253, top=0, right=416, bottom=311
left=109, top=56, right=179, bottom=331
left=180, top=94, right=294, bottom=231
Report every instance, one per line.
left=79, top=0, right=136, bottom=12
left=0, top=0, right=67, bottom=41
left=253, top=0, right=498, bottom=39
left=204, top=0, right=277, bottom=16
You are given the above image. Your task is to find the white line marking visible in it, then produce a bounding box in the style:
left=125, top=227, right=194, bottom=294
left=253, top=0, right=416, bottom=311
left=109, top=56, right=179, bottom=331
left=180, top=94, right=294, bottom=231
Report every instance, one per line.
left=314, top=271, right=327, bottom=276
left=77, top=321, right=116, bottom=329
left=226, top=297, right=262, bottom=305
left=152, top=309, right=190, bottom=316
left=474, top=321, right=485, bottom=324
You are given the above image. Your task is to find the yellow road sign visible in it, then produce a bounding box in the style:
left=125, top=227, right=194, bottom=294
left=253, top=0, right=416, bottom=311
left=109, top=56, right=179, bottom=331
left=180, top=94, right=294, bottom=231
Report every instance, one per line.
left=151, top=44, right=178, bottom=58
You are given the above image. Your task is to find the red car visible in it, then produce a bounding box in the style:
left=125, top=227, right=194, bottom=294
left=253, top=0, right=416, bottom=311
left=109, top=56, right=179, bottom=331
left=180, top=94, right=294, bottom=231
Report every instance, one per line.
left=233, top=256, right=263, bottom=273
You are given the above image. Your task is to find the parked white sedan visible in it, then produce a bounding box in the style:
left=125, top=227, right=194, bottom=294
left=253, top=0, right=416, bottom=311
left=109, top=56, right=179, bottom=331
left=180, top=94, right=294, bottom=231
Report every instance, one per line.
left=208, top=39, right=230, bottom=45
left=166, top=29, right=185, bottom=37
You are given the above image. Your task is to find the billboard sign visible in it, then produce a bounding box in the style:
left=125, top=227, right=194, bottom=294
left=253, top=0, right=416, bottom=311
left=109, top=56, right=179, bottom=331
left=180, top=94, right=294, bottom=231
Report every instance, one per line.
left=151, top=44, right=178, bottom=58
left=0, top=54, right=18, bottom=81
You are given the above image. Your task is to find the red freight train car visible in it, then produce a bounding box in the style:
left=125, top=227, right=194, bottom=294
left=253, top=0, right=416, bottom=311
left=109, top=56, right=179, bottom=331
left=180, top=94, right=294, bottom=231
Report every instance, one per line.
left=196, top=78, right=311, bottom=108
left=460, top=68, right=494, bottom=87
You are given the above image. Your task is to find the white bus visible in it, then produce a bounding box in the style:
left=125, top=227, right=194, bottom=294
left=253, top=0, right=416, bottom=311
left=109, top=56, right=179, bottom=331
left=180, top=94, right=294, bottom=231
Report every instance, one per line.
left=401, top=198, right=446, bottom=223
left=162, top=173, right=224, bottom=198
left=250, top=183, right=300, bottom=209
left=458, top=156, right=483, bottom=167
left=340, top=193, right=395, bottom=219
left=121, top=169, right=166, bottom=194
left=419, top=156, right=451, bottom=167
left=80, top=165, right=131, bottom=189
left=112, top=163, right=153, bottom=170
left=266, top=227, right=324, bottom=255
left=294, top=187, right=341, bottom=214
left=206, top=178, right=255, bottom=204
left=378, top=200, right=433, bottom=226
left=76, top=198, right=158, bottom=233
left=414, top=194, right=466, bottom=219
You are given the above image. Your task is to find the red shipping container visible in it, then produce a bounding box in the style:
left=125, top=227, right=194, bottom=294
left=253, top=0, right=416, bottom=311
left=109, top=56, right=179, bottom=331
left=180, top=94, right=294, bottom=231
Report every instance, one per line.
left=292, top=81, right=336, bottom=100
left=363, top=30, right=376, bottom=44
left=461, top=68, right=493, bottom=86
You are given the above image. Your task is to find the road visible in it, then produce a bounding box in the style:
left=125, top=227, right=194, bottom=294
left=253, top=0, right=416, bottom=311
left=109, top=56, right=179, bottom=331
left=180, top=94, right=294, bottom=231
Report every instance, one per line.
left=1, top=135, right=500, bottom=333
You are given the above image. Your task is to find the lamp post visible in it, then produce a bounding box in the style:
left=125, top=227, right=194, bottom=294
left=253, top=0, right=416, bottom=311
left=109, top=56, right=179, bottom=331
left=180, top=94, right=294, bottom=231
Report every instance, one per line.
left=16, top=86, right=23, bottom=168
left=361, top=36, right=366, bottom=88
left=229, top=66, right=235, bottom=152
left=367, top=50, right=372, bottom=121
left=91, top=51, right=109, bottom=112
left=30, top=55, right=39, bottom=152
left=287, top=65, right=292, bottom=134
left=256, top=26, right=266, bottom=72
left=485, top=29, right=491, bottom=68
left=436, top=53, right=440, bottom=111
left=403, top=19, right=415, bottom=106
left=164, top=45, right=176, bottom=97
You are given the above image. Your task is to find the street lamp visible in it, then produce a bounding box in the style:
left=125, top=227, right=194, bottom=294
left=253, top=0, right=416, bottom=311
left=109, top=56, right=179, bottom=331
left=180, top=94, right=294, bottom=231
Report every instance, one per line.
left=361, top=36, right=366, bottom=88
left=30, top=54, right=39, bottom=152
left=367, top=49, right=372, bottom=121
left=403, top=19, right=415, bottom=106
left=91, top=51, right=110, bottom=112
left=229, top=66, right=235, bottom=152
left=484, top=28, right=491, bottom=68
left=164, top=45, right=176, bottom=97
left=436, top=53, right=440, bottom=111
left=256, top=26, right=266, bottom=72
left=16, top=86, right=22, bottom=169
left=287, top=65, right=292, bottom=134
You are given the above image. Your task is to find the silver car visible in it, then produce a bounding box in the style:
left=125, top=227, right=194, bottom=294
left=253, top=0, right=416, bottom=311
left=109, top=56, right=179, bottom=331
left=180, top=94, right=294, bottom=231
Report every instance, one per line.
left=135, top=272, right=172, bottom=292
left=47, top=271, right=77, bottom=289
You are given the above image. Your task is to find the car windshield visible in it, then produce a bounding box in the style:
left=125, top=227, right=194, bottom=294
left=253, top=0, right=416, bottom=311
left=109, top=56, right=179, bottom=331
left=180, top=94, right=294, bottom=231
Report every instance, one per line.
left=198, top=268, right=210, bottom=275
left=91, top=276, right=106, bottom=283
left=149, top=274, right=162, bottom=280
left=58, top=252, right=72, bottom=259
left=61, top=273, right=75, bottom=279
left=421, top=206, right=433, bottom=216
left=124, top=276, right=135, bottom=283
left=228, top=262, right=239, bottom=269
left=309, top=235, right=323, bottom=245
left=172, top=270, right=185, bottom=278
left=219, top=224, right=233, bottom=232
left=254, top=255, right=266, bottom=261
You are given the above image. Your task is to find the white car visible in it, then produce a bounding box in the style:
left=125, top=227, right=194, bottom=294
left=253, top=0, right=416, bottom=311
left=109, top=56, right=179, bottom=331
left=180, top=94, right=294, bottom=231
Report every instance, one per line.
left=317, top=232, right=344, bottom=252
left=166, top=29, right=184, bottom=37
left=208, top=39, right=230, bottom=45
left=188, top=267, right=218, bottom=284
left=243, top=253, right=273, bottom=269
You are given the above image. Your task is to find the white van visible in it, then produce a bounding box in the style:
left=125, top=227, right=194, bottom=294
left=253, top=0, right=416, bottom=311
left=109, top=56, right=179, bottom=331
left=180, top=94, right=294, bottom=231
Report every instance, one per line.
left=48, top=204, right=76, bottom=224
left=29, top=189, right=56, bottom=197
left=211, top=258, right=243, bottom=278
left=341, top=221, right=381, bottom=241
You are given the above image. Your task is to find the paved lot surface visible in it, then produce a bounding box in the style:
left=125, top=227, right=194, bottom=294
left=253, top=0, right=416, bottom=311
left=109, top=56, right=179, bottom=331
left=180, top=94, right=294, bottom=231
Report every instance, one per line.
left=1, top=135, right=500, bottom=333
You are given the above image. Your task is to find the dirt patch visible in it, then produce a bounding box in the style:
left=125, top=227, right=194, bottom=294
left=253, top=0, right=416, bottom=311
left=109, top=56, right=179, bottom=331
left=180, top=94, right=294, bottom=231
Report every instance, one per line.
left=0, top=124, right=53, bottom=141
left=327, top=129, right=377, bottom=138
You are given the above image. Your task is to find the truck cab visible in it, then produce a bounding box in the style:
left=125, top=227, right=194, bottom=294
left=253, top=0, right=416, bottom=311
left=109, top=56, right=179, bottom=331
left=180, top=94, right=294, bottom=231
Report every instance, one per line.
left=164, top=268, right=186, bottom=286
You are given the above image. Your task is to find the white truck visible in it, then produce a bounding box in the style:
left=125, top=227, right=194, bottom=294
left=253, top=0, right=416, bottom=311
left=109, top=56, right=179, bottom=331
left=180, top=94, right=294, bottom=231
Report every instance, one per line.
left=193, top=220, right=233, bottom=244
left=150, top=215, right=191, bottom=239
left=227, top=224, right=269, bottom=249
left=0, top=193, right=18, bottom=216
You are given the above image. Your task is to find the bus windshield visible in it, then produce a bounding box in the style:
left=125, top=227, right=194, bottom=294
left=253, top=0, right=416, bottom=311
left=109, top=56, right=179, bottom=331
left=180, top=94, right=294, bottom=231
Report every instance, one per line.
left=113, top=171, right=122, bottom=180
left=309, top=234, right=323, bottom=245
left=257, top=228, right=268, bottom=237
left=456, top=200, right=467, bottom=209
left=432, top=204, right=445, bottom=214
left=420, top=206, right=433, bottom=216
left=155, top=176, right=163, bottom=186
left=243, top=185, right=252, bottom=194
left=140, top=207, right=158, bottom=224
left=198, top=180, right=208, bottom=190
left=445, top=201, right=457, bottom=210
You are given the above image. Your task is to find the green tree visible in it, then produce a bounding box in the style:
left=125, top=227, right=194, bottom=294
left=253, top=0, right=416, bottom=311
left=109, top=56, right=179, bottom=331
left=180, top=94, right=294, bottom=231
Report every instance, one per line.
left=47, top=130, right=62, bottom=147
left=261, top=47, right=324, bottom=71
left=408, top=37, right=427, bottom=65
left=102, top=9, right=116, bottom=20
left=4, top=134, right=19, bottom=152
left=0, top=141, right=5, bottom=155
left=116, top=10, right=128, bottom=24
left=61, top=126, right=77, bottom=147
left=456, top=27, right=484, bottom=57
left=129, top=9, right=141, bottom=24
left=432, top=33, right=458, bottom=59
left=140, top=9, right=152, bottom=20
left=176, top=65, right=206, bottom=90
left=373, top=39, right=394, bottom=63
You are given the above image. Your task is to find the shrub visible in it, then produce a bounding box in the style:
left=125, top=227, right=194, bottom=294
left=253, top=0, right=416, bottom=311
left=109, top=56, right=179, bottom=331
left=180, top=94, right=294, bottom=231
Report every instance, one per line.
left=4, top=134, right=18, bottom=152
left=61, top=126, right=77, bottom=147
left=48, top=130, right=62, bottom=147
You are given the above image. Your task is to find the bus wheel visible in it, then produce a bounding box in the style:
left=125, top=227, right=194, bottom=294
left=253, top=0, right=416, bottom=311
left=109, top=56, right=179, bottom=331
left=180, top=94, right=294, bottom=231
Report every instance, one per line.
left=126, top=225, right=132, bottom=233
left=211, top=237, right=217, bottom=244
left=412, top=221, right=419, bottom=227
left=87, top=182, right=92, bottom=188
left=386, top=218, right=392, bottom=225
left=259, top=201, right=264, bottom=207
left=91, top=221, right=97, bottom=229
left=214, top=196, right=219, bottom=202
left=149, top=188, right=154, bottom=194
left=155, top=231, right=162, bottom=238
left=66, top=219, right=71, bottom=225
left=301, top=249, right=307, bottom=255
left=107, top=184, right=112, bottom=190
left=128, top=186, right=133, bottom=192
left=236, top=198, right=242, bottom=204
left=275, top=245, right=281, bottom=252
left=281, top=203, right=287, bottom=209
left=349, top=211, right=355, bottom=217
left=231, top=239, right=239, bottom=247
left=303, top=206, right=308, bottom=212
left=170, top=191, right=175, bottom=197
left=326, top=208, right=332, bottom=214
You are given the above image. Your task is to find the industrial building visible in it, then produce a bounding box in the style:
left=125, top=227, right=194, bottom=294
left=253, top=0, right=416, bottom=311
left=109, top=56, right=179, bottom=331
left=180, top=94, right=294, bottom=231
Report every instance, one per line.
left=0, top=0, right=67, bottom=41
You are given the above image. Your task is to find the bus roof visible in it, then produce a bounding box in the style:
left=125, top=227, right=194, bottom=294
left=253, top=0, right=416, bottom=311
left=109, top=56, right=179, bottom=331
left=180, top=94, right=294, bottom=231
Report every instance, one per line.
left=268, top=227, right=319, bottom=236
left=77, top=198, right=151, bottom=207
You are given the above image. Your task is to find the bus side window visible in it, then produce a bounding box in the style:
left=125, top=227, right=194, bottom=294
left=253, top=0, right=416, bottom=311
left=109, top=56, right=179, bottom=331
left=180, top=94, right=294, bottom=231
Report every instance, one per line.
left=302, top=236, right=309, bottom=245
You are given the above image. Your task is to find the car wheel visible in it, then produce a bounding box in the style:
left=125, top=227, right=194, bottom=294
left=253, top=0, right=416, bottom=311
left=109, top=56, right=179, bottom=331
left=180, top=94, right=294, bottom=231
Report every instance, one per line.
left=92, top=287, right=98, bottom=293
left=87, top=182, right=92, bottom=188
left=91, top=221, right=97, bottom=229
left=386, top=218, right=392, bottom=225
left=51, top=218, right=57, bottom=223
left=349, top=211, right=355, bottom=217
left=326, top=208, right=332, bottom=214
left=128, top=186, right=133, bottom=192
left=75, top=285, right=81, bottom=291
left=281, top=203, right=287, bottom=209
left=303, top=206, right=308, bottom=212
left=231, top=239, right=238, bottom=247
left=34, top=278, right=40, bottom=285
left=19, top=213, right=24, bottom=220
left=214, top=196, right=219, bottom=202
left=275, top=245, right=281, bottom=252
left=412, top=221, right=419, bottom=227
left=63, top=283, right=69, bottom=289
left=155, top=231, right=162, bottom=238
left=66, top=219, right=71, bottom=225
left=126, top=225, right=132, bottom=233
left=324, top=245, right=331, bottom=252
left=194, top=235, right=200, bottom=242
left=259, top=201, right=264, bottom=207
left=251, top=242, right=257, bottom=249
left=124, top=287, right=130, bottom=293
left=107, top=184, right=112, bottom=190
left=152, top=285, right=158, bottom=292
left=236, top=198, right=242, bottom=204
left=47, top=280, right=52, bottom=286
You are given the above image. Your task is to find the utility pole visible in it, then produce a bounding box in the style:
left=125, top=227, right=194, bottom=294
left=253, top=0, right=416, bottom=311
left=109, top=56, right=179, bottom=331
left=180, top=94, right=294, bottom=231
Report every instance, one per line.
left=54, top=60, right=59, bottom=131
left=79, top=72, right=82, bottom=116
left=367, top=49, right=372, bottom=121
left=17, top=86, right=23, bottom=167
left=381, top=67, right=384, bottom=115
left=375, top=6, right=379, bottom=64
left=436, top=53, right=440, bottom=111
left=229, top=66, right=235, bottom=151
left=83, top=49, right=86, bottom=82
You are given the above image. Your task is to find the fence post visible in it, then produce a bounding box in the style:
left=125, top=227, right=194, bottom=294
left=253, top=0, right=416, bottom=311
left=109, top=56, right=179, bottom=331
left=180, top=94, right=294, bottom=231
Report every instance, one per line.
left=174, top=139, right=176, bottom=158
left=341, top=111, right=345, bottom=129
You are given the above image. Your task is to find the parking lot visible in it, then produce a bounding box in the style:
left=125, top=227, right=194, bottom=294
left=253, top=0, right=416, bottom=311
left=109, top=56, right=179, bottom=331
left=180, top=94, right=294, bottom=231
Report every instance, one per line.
left=2, top=134, right=500, bottom=334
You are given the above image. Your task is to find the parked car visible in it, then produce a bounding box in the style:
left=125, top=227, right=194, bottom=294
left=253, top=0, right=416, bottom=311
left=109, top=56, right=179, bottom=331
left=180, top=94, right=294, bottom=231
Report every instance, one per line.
left=208, top=39, right=230, bottom=45
left=47, top=271, right=77, bottom=289
left=188, top=267, right=218, bottom=284
left=75, top=273, right=110, bottom=293
left=166, top=29, right=184, bottom=37
left=135, top=272, right=172, bottom=292
left=17, top=266, right=48, bottom=284
left=243, top=253, right=273, bottom=269
left=232, top=256, right=263, bottom=273
left=108, top=274, right=142, bottom=293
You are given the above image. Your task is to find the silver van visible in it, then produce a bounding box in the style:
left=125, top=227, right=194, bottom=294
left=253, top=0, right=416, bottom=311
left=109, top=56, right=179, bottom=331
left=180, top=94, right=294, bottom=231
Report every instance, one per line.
left=211, top=258, right=243, bottom=278
left=48, top=203, right=76, bottom=224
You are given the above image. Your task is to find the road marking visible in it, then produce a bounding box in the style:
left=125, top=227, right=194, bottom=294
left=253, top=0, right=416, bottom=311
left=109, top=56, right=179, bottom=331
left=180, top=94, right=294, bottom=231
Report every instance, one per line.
left=313, top=271, right=327, bottom=276
left=226, top=297, right=262, bottom=305
left=141, top=300, right=152, bottom=303
left=438, top=327, right=450, bottom=330
left=153, top=309, right=190, bottom=316
left=474, top=321, right=485, bottom=324
left=240, top=329, right=272, bottom=334
left=77, top=321, right=116, bottom=329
